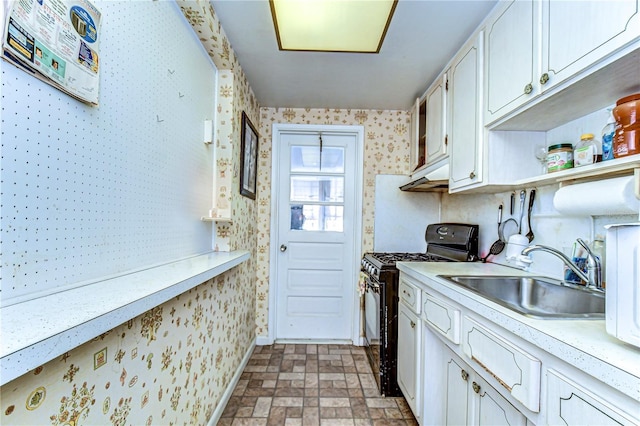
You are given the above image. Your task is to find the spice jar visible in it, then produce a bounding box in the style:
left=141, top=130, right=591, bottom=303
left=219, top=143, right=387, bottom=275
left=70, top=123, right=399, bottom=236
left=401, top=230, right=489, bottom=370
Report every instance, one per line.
left=547, top=143, right=574, bottom=172
left=574, top=133, right=601, bottom=167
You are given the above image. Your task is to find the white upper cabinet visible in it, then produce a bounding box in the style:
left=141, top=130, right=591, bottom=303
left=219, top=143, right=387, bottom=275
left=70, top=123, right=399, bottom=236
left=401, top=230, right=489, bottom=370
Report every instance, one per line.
left=485, top=0, right=640, bottom=127
left=449, top=32, right=484, bottom=191
left=409, top=97, right=427, bottom=175
left=542, top=0, right=640, bottom=91
left=425, top=73, right=448, bottom=165
left=485, top=0, right=540, bottom=125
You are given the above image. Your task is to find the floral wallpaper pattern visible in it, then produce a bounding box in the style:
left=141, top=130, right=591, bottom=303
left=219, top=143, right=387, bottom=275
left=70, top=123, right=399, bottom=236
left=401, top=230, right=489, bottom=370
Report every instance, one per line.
left=2, top=1, right=260, bottom=424
left=1, top=270, right=257, bottom=425
left=1, top=1, right=415, bottom=421
left=255, top=108, right=411, bottom=336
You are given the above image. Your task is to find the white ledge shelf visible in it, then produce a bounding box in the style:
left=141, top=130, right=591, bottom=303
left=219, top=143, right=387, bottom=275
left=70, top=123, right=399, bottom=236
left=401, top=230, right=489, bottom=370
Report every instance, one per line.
left=456, top=154, right=640, bottom=194
left=519, top=154, right=640, bottom=188
left=0, top=250, right=250, bottom=386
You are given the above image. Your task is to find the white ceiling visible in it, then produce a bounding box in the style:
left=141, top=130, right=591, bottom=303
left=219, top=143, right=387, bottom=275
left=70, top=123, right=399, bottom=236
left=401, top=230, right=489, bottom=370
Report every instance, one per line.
left=210, top=0, right=498, bottom=111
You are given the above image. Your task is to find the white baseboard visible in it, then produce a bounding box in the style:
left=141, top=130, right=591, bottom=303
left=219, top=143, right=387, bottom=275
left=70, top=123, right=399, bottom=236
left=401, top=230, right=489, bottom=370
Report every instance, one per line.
left=255, top=335, right=273, bottom=346
left=256, top=336, right=364, bottom=346
left=207, top=337, right=256, bottom=426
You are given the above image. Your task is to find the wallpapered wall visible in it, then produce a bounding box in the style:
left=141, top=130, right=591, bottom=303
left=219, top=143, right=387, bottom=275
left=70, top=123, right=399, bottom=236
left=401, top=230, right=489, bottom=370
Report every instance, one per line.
left=255, top=108, right=412, bottom=336
left=1, top=1, right=260, bottom=424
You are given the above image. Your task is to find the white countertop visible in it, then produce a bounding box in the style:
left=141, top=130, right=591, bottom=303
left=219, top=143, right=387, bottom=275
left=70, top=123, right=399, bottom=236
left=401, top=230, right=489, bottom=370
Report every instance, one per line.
left=1, top=250, right=250, bottom=386
left=396, top=261, right=640, bottom=402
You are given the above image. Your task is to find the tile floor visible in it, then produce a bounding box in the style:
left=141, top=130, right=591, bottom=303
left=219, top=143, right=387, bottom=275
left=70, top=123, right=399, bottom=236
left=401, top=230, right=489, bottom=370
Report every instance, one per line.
left=219, top=344, right=418, bottom=426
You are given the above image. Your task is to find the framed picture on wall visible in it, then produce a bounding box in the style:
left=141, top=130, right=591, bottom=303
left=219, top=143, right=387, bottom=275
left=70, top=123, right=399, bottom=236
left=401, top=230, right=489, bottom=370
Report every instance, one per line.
left=240, top=111, right=259, bottom=199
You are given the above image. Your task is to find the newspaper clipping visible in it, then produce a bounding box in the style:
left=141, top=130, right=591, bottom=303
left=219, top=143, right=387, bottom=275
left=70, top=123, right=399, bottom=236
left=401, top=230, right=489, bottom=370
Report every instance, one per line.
left=2, top=0, right=102, bottom=106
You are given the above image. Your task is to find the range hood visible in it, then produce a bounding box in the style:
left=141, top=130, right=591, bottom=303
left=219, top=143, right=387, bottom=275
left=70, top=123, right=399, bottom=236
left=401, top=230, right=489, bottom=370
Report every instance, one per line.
left=400, top=159, right=449, bottom=192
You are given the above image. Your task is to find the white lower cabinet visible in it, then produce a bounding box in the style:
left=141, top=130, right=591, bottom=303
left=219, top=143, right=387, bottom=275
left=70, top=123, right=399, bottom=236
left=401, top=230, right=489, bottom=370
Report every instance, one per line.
left=406, top=273, right=640, bottom=426
left=463, top=317, right=541, bottom=413
left=398, top=278, right=422, bottom=421
left=547, top=370, right=638, bottom=426
left=444, top=345, right=527, bottom=425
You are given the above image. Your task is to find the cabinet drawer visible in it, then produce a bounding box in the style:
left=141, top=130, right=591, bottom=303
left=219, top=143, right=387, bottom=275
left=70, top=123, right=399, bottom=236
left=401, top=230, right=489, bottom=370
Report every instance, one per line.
left=547, top=370, right=638, bottom=425
left=462, top=317, right=541, bottom=413
left=423, top=293, right=460, bottom=344
left=399, top=278, right=420, bottom=314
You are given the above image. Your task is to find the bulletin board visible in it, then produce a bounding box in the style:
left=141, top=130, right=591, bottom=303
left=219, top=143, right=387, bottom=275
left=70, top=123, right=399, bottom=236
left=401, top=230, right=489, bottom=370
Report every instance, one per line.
left=1, top=1, right=217, bottom=305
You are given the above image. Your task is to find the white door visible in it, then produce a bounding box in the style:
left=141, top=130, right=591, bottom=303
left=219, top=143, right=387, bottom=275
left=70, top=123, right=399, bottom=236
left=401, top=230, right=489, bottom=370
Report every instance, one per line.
left=272, top=126, right=362, bottom=341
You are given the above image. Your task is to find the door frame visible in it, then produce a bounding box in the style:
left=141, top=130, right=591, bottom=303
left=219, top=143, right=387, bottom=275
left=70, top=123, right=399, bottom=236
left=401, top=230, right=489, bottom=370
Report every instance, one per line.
left=263, top=123, right=364, bottom=345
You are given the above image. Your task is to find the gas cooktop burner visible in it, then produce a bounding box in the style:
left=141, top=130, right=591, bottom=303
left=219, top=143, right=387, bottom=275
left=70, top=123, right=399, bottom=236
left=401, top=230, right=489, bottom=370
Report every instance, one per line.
left=367, top=252, right=435, bottom=265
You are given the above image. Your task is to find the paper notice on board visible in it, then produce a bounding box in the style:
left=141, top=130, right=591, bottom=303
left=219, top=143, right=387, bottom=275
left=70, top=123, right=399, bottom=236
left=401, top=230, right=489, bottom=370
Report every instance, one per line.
left=2, top=0, right=101, bottom=106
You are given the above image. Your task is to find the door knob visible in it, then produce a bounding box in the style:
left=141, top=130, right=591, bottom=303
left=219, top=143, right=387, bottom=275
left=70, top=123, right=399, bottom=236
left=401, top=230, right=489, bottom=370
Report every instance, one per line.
left=280, top=244, right=287, bottom=252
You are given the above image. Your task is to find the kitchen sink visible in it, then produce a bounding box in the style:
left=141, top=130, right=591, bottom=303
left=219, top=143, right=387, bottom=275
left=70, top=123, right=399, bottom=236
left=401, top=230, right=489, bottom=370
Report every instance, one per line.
left=438, top=275, right=605, bottom=319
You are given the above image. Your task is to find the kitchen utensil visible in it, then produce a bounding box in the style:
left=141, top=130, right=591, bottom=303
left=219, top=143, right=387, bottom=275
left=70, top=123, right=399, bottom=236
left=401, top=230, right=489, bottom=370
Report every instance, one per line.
left=510, top=192, right=515, bottom=215
left=499, top=218, right=518, bottom=242
left=518, top=190, right=526, bottom=233
left=482, top=205, right=505, bottom=262
left=525, top=189, right=536, bottom=242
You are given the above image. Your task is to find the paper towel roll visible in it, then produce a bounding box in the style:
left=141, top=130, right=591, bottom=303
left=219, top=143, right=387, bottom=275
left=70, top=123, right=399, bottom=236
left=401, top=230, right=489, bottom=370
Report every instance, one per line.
left=553, top=176, right=640, bottom=216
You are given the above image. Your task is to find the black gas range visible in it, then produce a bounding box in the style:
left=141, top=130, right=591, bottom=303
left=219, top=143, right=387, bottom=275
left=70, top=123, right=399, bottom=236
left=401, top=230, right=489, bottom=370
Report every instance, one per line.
left=361, top=223, right=479, bottom=396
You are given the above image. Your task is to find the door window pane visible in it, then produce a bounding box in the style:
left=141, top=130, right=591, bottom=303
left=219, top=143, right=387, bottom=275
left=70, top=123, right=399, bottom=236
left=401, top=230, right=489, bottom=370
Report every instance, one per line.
left=290, top=204, right=343, bottom=232
left=291, top=146, right=344, bottom=172
left=290, top=176, right=344, bottom=203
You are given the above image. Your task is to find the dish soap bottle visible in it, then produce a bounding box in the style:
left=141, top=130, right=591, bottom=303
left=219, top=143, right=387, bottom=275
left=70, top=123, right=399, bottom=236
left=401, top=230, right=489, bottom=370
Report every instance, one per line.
left=574, top=133, right=600, bottom=167
left=602, top=109, right=615, bottom=161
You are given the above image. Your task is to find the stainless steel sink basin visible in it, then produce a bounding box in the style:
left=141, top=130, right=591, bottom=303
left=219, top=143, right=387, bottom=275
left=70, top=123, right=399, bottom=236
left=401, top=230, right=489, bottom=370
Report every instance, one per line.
left=438, top=275, right=605, bottom=319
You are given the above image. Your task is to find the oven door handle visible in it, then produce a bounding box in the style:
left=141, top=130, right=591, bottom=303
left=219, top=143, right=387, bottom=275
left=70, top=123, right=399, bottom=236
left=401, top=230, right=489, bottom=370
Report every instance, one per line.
left=366, top=280, right=380, bottom=294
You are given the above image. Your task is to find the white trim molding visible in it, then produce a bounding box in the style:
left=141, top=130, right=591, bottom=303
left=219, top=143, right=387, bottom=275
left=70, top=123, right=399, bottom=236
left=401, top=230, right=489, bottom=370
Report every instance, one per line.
left=268, top=123, right=365, bottom=345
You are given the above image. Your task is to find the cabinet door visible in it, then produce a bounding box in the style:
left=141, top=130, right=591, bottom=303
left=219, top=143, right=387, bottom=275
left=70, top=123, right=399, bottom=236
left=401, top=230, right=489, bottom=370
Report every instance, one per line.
left=541, top=0, right=640, bottom=91
left=444, top=351, right=470, bottom=425
left=410, top=97, right=427, bottom=175
left=472, top=375, right=527, bottom=426
left=425, top=73, right=448, bottom=165
left=547, top=370, right=638, bottom=425
left=409, top=97, right=420, bottom=173
left=449, top=32, right=483, bottom=191
left=485, top=0, right=539, bottom=125
left=398, top=302, right=421, bottom=419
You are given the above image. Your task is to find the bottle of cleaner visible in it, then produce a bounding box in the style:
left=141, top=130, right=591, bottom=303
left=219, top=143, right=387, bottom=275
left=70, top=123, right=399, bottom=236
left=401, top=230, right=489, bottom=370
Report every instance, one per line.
left=602, top=109, right=615, bottom=161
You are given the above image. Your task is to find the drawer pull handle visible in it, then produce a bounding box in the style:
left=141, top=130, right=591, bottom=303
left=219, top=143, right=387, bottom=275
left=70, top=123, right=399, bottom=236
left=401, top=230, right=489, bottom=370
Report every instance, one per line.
left=472, top=382, right=481, bottom=394
left=540, top=72, right=549, bottom=85
left=524, top=83, right=533, bottom=95
left=410, top=321, right=416, bottom=329
left=461, top=370, right=469, bottom=381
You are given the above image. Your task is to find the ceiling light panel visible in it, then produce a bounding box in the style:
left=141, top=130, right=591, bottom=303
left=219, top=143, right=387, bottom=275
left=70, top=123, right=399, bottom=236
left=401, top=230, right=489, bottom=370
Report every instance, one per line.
left=270, top=0, right=397, bottom=53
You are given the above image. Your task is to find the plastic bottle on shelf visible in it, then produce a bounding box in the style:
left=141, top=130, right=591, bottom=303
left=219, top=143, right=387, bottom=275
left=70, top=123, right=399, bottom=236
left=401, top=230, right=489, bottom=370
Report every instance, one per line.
left=574, top=133, right=601, bottom=167
left=602, top=110, right=615, bottom=161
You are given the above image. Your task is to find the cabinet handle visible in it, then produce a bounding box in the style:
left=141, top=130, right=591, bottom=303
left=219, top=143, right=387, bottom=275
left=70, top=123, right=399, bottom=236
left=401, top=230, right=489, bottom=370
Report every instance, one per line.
left=472, top=382, right=481, bottom=394
left=410, top=321, right=416, bottom=329
left=540, top=73, right=549, bottom=85
left=445, top=135, right=448, bottom=146
left=469, top=171, right=475, bottom=179
left=461, top=370, right=469, bottom=381
left=523, top=83, right=533, bottom=95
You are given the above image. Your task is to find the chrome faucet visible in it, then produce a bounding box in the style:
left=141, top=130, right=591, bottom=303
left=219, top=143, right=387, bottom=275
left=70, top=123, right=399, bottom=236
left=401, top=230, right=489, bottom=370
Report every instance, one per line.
left=521, top=238, right=603, bottom=291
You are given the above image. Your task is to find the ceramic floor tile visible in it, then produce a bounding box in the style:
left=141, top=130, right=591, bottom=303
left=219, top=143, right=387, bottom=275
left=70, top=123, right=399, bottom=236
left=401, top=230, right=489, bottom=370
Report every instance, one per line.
left=224, top=344, right=416, bottom=425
